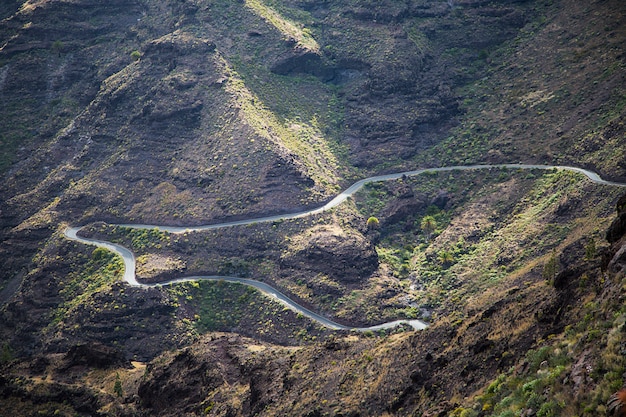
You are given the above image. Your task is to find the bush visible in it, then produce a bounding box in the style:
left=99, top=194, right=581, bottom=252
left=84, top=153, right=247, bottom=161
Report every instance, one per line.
left=537, top=401, right=562, bottom=417
left=113, top=373, right=123, bottom=397
left=584, top=238, right=596, bottom=260
left=92, top=247, right=111, bottom=262
left=51, top=40, right=64, bottom=56
left=0, top=343, right=13, bottom=363
left=366, top=216, right=379, bottom=229
left=543, top=251, right=559, bottom=282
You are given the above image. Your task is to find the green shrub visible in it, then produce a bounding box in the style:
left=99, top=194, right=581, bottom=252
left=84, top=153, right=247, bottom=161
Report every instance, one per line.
left=114, top=373, right=123, bottom=397
left=51, top=40, right=64, bottom=55
left=366, top=216, right=380, bottom=229
left=92, top=247, right=110, bottom=262
left=584, top=238, right=597, bottom=260
left=537, top=401, right=562, bottom=417
left=420, top=215, right=437, bottom=237
left=543, top=251, right=559, bottom=282
left=0, top=343, right=13, bottom=363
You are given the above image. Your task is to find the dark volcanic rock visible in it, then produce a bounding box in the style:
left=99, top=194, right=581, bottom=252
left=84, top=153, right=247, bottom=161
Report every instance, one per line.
left=271, top=48, right=333, bottom=80
left=0, top=361, right=105, bottom=416
left=606, top=194, right=626, bottom=243
left=282, top=227, right=378, bottom=283
left=54, top=284, right=189, bottom=361
left=382, top=196, right=426, bottom=226
left=143, top=30, right=216, bottom=69
left=62, top=342, right=129, bottom=370
left=430, top=189, right=451, bottom=210
left=606, top=195, right=626, bottom=273
left=138, top=347, right=224, bottom=414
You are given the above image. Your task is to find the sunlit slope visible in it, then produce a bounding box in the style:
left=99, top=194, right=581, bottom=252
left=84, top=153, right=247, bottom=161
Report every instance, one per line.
left=1, top=0, right=349, bottom=233
left=430, top=0, right=626, bottom=180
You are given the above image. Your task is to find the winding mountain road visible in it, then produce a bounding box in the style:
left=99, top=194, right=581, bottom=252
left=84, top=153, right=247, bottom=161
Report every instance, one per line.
left=64, top=164, right=626, bottom=332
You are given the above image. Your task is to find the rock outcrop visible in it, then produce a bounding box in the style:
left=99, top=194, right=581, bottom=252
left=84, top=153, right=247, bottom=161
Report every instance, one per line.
left=606, top=194, right=626, bottom=243
left=282, top=226, right=378, bottom=283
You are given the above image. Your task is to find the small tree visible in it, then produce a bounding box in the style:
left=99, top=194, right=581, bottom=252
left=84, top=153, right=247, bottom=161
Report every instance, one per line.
left=438, top=250, right=454, bottom=267
left=420, top=215, right=437, bottom=239
left=0, top=343, right=13, bottom=364
left=543, top=251, right=559, bottom=282
left=584, top=238, right=596, bottom=260
left=113, top=373, right=123, bottom=397
left=366, top=216, right=379, bottom=230
left=51, top=40, right=64, bottom=56
left=130, top=50, right=141, bottom=61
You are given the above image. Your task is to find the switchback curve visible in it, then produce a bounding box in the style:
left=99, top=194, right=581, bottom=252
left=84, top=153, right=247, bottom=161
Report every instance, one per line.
left=64, top=164, right=626, bottom=332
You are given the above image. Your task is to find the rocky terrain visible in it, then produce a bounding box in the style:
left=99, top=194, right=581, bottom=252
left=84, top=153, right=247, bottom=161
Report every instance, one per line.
left=1, top=0, right=626, bottom=416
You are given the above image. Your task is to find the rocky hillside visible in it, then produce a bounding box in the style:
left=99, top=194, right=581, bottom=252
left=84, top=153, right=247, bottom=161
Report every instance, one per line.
left=1, top=0, right=626, bottom=416
left=2, top=199, right=626, bottom=416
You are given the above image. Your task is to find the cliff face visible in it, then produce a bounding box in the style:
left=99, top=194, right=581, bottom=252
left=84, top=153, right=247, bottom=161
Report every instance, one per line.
left=1, top=0, right=626, bottom=416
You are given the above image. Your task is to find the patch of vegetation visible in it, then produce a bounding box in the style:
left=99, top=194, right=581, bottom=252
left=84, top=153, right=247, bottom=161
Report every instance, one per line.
left=113, top=372, right=123, bottom=397
left=121, top=227, right=170, bottom=250
left=51, top=247, right=124, bottom=326
left=244, top=0, right=318, bottom=50
left=0, top=343, right=13, bottom=364
left=351, top=168, right=621, bottom=314
left=456, top=296, right=626, bottom=416
left=402, top=19, right=430, bottom=55
left=167, top=280, right=329, bottom=342
left=355, top=182, right=390, bottom=215
left=96, top=225, right=171, bottom=252
left=230, top=59, right=350, bottom=168
left=366, top=216, right=379, bottom=229
left=0, top=128, right=30, bottom=173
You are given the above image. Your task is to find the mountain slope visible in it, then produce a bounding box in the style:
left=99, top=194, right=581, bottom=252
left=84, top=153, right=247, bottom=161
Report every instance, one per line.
left=1, top=0, right=626, bottom=416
